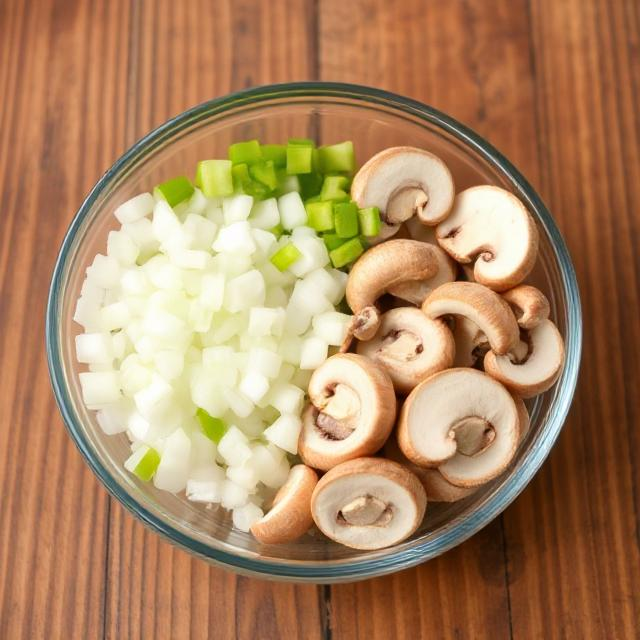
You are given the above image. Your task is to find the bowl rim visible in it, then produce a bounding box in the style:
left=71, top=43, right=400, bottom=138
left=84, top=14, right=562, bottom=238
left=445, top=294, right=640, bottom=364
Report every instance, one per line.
left=46, top=81, right=582, bottom=582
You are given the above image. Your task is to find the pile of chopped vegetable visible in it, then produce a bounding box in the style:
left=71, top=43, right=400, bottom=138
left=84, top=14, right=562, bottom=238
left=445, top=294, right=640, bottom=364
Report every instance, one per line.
left=74, top=138, right=376, bottom=531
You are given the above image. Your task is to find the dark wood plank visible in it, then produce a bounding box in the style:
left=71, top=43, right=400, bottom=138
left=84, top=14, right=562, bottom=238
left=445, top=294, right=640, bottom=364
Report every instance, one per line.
left=0, top=0, right=131, bottom=637
left=318, top=1, right=537, bottom=637
left=104, top=2, right=325, bottom=639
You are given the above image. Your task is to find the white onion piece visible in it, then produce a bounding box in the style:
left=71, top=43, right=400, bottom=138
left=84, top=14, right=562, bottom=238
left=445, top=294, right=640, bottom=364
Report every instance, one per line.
left=278, top=192, right=307, bottom=229
left=114, top=193, right=155, bottom=224
left=75, top=186, right=357, bottom=530
left=232, top=503, right=264, bottom=532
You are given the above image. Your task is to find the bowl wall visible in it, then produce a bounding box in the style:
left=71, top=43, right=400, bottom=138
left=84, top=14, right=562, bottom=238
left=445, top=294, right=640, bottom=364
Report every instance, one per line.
left=47, top=84, right=581, bottom=582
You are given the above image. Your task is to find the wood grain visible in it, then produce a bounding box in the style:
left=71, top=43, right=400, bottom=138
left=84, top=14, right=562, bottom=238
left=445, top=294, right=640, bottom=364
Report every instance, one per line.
left=1, top=0, right=639, bottom=638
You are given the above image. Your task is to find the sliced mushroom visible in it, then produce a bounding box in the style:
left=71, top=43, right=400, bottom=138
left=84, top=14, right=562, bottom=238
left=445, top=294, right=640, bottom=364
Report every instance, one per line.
left=356, top=308, right=455, bottom=394
left=397, top=368, right=520, bottom=487
left=311, top=457, right=427, bottom=550
left=383, top=437, right=476, bottom=503
left=460, top=264, right=476, bottom=283
left=451, top=316, right=489, bottom=368
left=298, top=354, right=396, bottom=471
left=502, top=285, right=550, bottom=329
left=405, top=216, right=438, bottom=245
left=366, top=221, right=402, bottom=245
left=250, top=465, right=318, bottom=544
left=484, top=319, right=565, bottom=398
left=351, top=146, right=455, bottom=228
left=422, top=281, right=520, bottom=356
left=345, top=239, right=440, bottom=341
left=436, top=185, right=539, bottom=291
left=513, top=394, right=531, bottom=440
left=387, top=245, right=457, bottom=306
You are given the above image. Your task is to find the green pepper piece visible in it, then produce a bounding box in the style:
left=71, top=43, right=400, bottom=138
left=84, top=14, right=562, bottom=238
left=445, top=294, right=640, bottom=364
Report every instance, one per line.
left=154, top=176, right=195, bottom=207
left=232, top=163, right=251, bottom=192
left=270, top=242, right=302, bottom=271
left=261, top=144, right=287, bottom=168
left=197, top=408, right=228, bottom=444
left=320, top=175, right=350, bottom=201
left=228, top=139, right=262, bottom=165
left=196, top=160, right=233, bottom=197
left=358, top=206, right=381, bottom=237
left=329, top=237, right=364, bottom=268
left=232, top=163, right=270, bottom=198
left=287, top=138, right=314, bottom=147
left=334, top=201, right=359, bottom=238
left=306, top=201, right=334, bottom=232
left=323, top=233, right=347, bottom=251
left=286, top=143, right=313, bottom=175
left=298, top=172, right=324, bottom=199
left=318, top=141, right=355, bottom=174
left=133, top=447, right=161, bottom=481
left=249, top=160, right=278, bottom=190
left=269, top=223, right=284, bottom=238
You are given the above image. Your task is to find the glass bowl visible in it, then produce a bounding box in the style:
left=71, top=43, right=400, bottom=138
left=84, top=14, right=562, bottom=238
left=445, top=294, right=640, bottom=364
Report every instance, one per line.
left=46, top=82, right=581, bottom=583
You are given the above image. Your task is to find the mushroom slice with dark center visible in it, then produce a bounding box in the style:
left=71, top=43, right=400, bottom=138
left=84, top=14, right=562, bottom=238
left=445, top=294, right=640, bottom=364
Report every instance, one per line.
left=298, top=354, right=396, bottom=471
left=501, top=285, right=550, bottom=329
left=450, top=417, right=496, bottom=456
left=387, top=245, right=457, bottom=306
left=436, top=186, right=539, bottom=291
left=250, top=465, right=318, bottom=544
left=315, top=383, right=360, bottom=440
left=484, top=319, right=565, bottom=398
left=383, top=437, right=477, bottom=503
left=397, top=368, right=520, bottom=487
left=344, top=239, right=440, bottom=342
left=351, top=146, right=455, bottom=228
left=311, top=457, right=427, bottom=550
left=357, top=308, right=454, bottom=394
left=451, top=316, right=489, bottom=368
left=422, top=281, right=520, bottom=356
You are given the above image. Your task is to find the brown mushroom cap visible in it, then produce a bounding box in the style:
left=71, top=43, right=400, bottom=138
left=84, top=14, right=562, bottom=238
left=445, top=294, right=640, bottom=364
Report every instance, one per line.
left=484, top=319, right=565, bottom=398
left=351, top=147, right=455, bottom=226
left=298, top=354, right=396, bottom=471
left=398, top=368, right=520, bottom=487
left=436, top=186, right=539, bottom=291
left=356, top=308, right=455, bottom=394
left=383, top=438, right=476, bottom=503
left=422, top=281, right=520, bottom=356
left=250, top=465, right=318, bottom=544
left=502, top=285, right=550, bottom=329
left=387, top=245, right=457, bottom=306
left=311, top=457, right=427, bottom=550
left=346, top=239, right=440, bottom=313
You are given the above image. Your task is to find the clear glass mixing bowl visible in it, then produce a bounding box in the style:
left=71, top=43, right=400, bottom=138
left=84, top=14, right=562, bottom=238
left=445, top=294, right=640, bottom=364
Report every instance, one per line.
left=46, top=82, right=582, bottom=583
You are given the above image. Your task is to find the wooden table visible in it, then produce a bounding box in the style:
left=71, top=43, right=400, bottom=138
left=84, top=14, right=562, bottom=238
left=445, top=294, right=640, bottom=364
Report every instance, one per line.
left=1, top=0, right=639, bottom=637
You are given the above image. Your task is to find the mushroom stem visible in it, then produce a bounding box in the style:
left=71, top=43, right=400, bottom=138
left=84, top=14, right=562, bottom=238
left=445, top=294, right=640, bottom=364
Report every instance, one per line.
left=450, top=417, right=496, bottom=457
left=387, top=187, right=429, bottom=224
left=299, top=354, right=396, bottom=471
left=378, top=329, right=423, bottom=361
left=356, top=308, right=455, bottom=394
left=339, top=495, right=392, bottom=526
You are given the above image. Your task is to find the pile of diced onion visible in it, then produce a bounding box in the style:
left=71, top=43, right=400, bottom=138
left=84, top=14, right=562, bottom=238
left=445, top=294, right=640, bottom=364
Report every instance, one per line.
left=74, top=186, right=351, bottom=531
